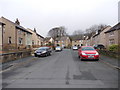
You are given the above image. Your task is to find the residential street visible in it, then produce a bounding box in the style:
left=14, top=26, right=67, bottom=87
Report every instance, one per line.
left=2, top=49, right=118, bottom=88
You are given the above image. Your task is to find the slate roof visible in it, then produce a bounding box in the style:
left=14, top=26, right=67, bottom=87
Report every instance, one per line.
left=105, top=22, right=120, bottom=33
left=44, top=37, right=52, bottom=41
left=55, top=36, right=69, bottom=41
left=1, top=17, right=32, bottom=34
left=36, top=33, right=44, bottom=38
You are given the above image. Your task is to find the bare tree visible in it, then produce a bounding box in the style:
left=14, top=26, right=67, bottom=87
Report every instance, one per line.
left=47, top=26, right=67, bottom=39
left=72, top=30, right=84, bottom=35
left=71, top=30, right=84, bottom=40
left=85, top=24, right=107, bottom=37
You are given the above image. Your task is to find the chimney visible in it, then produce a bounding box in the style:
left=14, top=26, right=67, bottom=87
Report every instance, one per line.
left=34, top=28, right=36, bottom=33
left=15, top=18, right=20, bottom=25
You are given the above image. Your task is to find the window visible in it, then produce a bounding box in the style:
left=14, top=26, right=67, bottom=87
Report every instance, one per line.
left=19, top=37, right=23, bottom=44
left=109, top=39, right=115, bottom=45
left=18, top=30, right=21, bottom=34
left=32, top=40, right=34, bottom=45
left=38, top=41, right=39, bottom=45
left=8, top=37, right=12, bottom=44
left=109, top=32, right=114, bottom=36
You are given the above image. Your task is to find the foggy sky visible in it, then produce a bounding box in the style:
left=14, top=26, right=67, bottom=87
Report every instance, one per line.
left=0, top=0, right=119, bottom=37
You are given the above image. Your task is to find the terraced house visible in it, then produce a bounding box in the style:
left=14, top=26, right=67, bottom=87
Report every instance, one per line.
left=27, top=28, right=44, bottom=48
left=92, top=26, right=111, bottom=48
left=0, top=17, right=32, bottom=51
left=105, top=22, right=120, bottom=49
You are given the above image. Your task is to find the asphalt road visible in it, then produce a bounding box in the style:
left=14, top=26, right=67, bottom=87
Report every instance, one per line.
left=2, top=49, right=118, bottom=88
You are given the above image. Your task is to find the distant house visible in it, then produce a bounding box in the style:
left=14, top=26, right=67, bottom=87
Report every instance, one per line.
left=71, top=37, right=84, bottom=47
left=55, top=36, right=71, bottom=48
left=105, top=23, right=120, bottom=49
left=43, top=37, right=54, bottom=46
left=27, top=28, right=44, bottom=48
left=0, top=22, right=5, bottom=51
left=0, top=17, right=32, bottom=50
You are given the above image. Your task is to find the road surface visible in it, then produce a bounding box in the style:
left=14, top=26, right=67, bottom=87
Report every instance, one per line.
left=2, top=49, right=118, bottom=88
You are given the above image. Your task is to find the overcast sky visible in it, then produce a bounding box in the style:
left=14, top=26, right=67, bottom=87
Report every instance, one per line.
left=0, top=0, right=119, bottom=37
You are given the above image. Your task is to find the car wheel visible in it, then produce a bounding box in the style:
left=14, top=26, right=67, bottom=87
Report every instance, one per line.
left=80, top=57, right=83, bottom=61
left=45, top=53, right=47, bottom=57
left=34, top=54, right=37, bottom=57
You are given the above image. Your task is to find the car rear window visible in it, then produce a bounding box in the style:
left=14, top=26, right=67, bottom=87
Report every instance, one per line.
left=82, top=47, right=95, bottom=51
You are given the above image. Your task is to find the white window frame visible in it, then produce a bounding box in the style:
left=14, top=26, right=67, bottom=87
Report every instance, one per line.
left=8, top=37, right=12, bottom=44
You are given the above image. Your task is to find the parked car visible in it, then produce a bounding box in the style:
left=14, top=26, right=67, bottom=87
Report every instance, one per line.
left=78, top=46, right=99, bottom=61
left=93, top=44, right=105, bottom=50
left=72, top=46, right=78, bottom=50
left=34, top=47, right=52, bottom=57
left=55, top=46, right=62, bottom=51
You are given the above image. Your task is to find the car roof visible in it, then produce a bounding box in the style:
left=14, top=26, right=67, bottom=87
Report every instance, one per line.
left=81, top=46, right=93, bottom=48
left=38, top=47, right=49, bottom=49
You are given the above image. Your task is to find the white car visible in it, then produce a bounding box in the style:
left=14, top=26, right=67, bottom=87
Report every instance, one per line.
left=55, top=46, right=62, bottom=51
left=72, top=46, right=78, bottom=50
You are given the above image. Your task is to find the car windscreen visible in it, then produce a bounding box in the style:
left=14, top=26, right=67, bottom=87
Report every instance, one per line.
left=56, top=47, right=61, bottom=48
left=82, top=47, right=95, bottom=51
left=37, top=47, right=48, bottom=51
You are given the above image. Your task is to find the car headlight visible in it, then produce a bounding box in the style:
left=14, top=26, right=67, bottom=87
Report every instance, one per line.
left=42, top=51, right=47, bottom=53
left=82, top=52, right=86, bottom=55
left=95, top=52, right=99, bottom=55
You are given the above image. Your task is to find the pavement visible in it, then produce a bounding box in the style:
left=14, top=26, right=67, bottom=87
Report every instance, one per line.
left=100, top=55, right=120, bottom=70
left=1, top=49, right=119, bottom=88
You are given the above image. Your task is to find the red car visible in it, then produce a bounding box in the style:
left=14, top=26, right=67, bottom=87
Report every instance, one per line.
left=78, top=46, right=99, bottom=60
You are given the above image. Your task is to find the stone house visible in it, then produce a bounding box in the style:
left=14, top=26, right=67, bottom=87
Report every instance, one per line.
left=27, top=28, right=44, bottom=48
left=105, top=23, right=120, bottom=49
left=0, top=17, right=32, bottom=51
left=71, top=38, right=84, bottom=47
left=55, top=36, right=71, bottom=48
left=43, top=37, right=54, bottom=46
left=92, top=26, right=111, bottom=48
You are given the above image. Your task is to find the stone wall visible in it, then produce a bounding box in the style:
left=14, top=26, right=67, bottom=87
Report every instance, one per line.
left=0, top=50, right=32, bottom=63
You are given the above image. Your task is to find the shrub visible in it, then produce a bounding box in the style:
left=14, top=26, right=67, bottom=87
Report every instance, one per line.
left=109, top=44, right=119, bottom=52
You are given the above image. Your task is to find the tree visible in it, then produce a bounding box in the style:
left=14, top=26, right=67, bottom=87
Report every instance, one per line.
left=71, top=30, right=84, bottom=40
left=85, top=24, right=107, bottom=37
left=47, top=26, right=67, bottom=39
